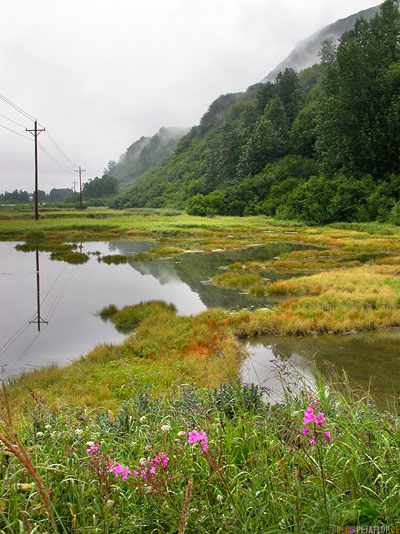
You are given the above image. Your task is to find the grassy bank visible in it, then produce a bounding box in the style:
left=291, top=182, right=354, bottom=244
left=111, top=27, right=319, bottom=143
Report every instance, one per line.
left=3, top=209, right=400, bottom=531
left=9, top=303, right=242, bottom=411
left=2, top=378, right=400, bottom=533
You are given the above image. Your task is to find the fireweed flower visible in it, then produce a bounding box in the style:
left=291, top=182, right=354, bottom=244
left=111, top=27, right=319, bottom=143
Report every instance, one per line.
left=86, top=441, right=100, bottom=454
left=302, top=404, right=331, bottom=446
left=136, top=452, right=169, bottom=481
left=187, top=429, right=209, bottom=452
left=107, top=462, right=132, bottom=482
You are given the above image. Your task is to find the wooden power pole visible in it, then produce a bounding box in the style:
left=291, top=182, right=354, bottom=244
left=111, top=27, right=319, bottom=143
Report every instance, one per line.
left=74, top=166, right=86, bottom=209
left=26, top=120, right=45, bottom=220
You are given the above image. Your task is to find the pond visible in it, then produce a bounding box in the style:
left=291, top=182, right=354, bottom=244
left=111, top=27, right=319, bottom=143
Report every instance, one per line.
left=242, top=330, right=400, bottom=407
left=0, top=239, right=311, bottom=379
left=2, top=239, right=400, bottom=405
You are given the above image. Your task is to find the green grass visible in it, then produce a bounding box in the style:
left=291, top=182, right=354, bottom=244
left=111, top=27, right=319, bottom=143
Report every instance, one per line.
left=3, top=209, right=400, bottom=531
left=2, top=377, right=400, bottom=533
left=50, top=251, right=89, bottom=264
left=98, top=254, right=130, bottom=265
left=110, top=301, right=177, bottom=330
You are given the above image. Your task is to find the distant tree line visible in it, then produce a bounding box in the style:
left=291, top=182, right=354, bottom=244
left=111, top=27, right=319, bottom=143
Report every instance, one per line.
left=112, top=0, right=400, bottom=224
left=82, top=175, right=118, bottom=198
left=1, top=175, right=119, bottom=204
left=0, top=188, right=72, bottom=203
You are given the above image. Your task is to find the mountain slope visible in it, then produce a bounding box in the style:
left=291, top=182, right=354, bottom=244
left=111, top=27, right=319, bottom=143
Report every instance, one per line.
left=111, top=1, right=400, bottom=225
left=110, top=126, right=189, bottom=190
left=262, top=5, right=380, bottom=82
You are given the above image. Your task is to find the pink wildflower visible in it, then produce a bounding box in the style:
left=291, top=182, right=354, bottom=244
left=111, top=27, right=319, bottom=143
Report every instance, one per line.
left=107, top=461, right=132, bottom=482
left=316, top=412, right=326, bottom=425
left=86, top=441, right=100, bottom=455
left=302, top=403, right=332, bottom=444
left=187, top=429, right=209, bottom=452
left=137, top=452, right=169, bottom=481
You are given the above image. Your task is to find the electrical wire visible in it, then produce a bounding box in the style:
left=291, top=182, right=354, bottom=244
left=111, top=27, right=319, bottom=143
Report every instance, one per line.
left=0, top=92, right=36, bottom=122
left=0, top=122, right=33, bottom=141
left=0, top=112, right=28, bottom=129
left=17, top=331, right=41, bottom=362
left=1, top=93, right=80, bottom=175
left=43, top=130, right=78, bottom=168
left=46, top=272, right=74, bottom=322
left=0, top=323, right=31, bottom=357
left=38, top=141, right=75, bottom=175
left=0, top=260, right=69, bottom=359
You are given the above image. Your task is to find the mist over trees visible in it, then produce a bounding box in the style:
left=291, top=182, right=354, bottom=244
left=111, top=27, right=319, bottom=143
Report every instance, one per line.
left=111, top=0, right=400, bottom=225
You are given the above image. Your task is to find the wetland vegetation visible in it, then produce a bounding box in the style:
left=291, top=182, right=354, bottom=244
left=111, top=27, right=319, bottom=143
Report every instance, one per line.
left=2, top=208, right=400, bottom=532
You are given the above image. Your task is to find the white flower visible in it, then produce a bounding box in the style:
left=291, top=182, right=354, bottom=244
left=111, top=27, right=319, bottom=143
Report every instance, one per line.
left=139, top=416, right=147, bottom=424
left=216, top=495, right=223, bottom=503
left=74, top=428, right=83, bottom=436
left=160, top=424, right=170, bottom=433
left=139, top=458, right=147, bottom=466
left=86, top=441, right=94, bottom=447
left=44, top=424, right=52, bottom=430
left=36, top=431, right=44, bottom=438
left=177, top=431, right=186, bottom=437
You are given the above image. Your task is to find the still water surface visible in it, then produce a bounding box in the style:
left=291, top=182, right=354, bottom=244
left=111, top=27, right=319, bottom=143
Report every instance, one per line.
left=1, top=240, right=400, bottom=405
left=242, top=331, right=400, bottom=406
left=0, top=239, right=306, bottom=378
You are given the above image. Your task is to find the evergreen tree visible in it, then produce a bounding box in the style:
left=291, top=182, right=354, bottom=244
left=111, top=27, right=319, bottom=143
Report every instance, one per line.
left=316, top=0, right=400, bottom=177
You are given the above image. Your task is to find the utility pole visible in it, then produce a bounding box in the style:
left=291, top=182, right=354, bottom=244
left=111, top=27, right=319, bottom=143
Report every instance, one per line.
left=72, top=180, right=76, bottom=208
left=74, top=166, right=86, bottom=209
left=26, top=120, right=45, bottom=220
left=29, top=249, right=48, bottom=332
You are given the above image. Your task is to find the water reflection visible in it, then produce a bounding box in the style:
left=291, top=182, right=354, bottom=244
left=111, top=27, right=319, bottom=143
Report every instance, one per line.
left=117, top=241, right=317, bottom=310
left=241, top=338, right=315, bottom=403
left=243, top=331, right=400, bottom=406
left=30, top=249, right=48, bottom=332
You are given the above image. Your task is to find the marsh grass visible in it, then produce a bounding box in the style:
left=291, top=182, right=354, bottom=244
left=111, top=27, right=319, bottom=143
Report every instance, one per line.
left=50, top=251, right=89, bottom=264
left=134, top=246, right=185, bottom=261
left=9, top=303, right=241, bottom=410
left=110, top=301, right=177, bottom=330
left=98, top=304, right=118, bottom=320
left=211, top=272, right=264, bottom=289
left=2, top=377, right=400, bottom=533
left=98, top=254, right=130, bottom=265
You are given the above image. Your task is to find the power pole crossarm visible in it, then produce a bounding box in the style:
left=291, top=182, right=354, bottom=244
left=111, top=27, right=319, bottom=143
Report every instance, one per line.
left=26, top=120, right=45, bottom=220
left=74, top=166, right=86, bottom=209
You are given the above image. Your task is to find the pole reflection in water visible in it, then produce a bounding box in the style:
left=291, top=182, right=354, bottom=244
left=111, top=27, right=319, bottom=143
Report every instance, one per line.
left=29, top=249, right=48, bottom=332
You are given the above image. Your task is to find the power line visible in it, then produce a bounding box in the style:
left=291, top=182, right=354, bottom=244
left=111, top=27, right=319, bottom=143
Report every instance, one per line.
left=0, top=112, right=28, bottom=129
left=1, top=92, right=82, bottom=184
left=38, top=142, right=75, bottom=174
left=0, top=92, right=36, bottom=122
left=43, top=130, right=78, bottom=168
left=0, top=122, right=33, bottom=141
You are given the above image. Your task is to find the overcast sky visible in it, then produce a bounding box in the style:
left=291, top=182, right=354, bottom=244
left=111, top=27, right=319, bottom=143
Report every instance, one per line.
left=0, top=0, right=379, bottom=193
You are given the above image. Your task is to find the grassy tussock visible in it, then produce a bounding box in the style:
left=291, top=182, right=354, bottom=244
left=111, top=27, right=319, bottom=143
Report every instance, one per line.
left=110, top=301, right=177, bottom=330
left=98, top=254, right=129, bottom=265
left=134, top=246, right=185, bottom=261
left=225, top=265, right=400, bottom=336
left=211, top=272, right=264, bottom=289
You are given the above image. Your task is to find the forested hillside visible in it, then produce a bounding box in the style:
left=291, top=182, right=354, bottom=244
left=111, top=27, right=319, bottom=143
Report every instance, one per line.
left=112, top=0, right=400, bottom=225
left=109, top=126, right=189, bottom=190
left=262, top=4, right=379, bottom=82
